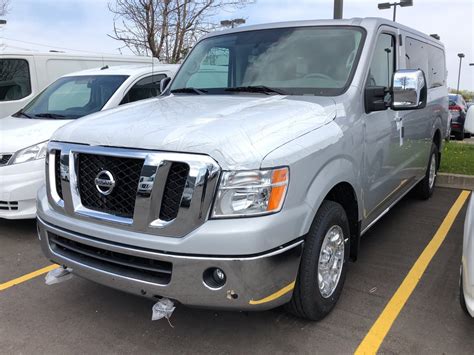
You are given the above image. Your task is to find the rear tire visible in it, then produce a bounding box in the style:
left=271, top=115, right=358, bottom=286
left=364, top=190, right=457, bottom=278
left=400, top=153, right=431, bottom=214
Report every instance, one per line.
left=286, top=201, right=350, bottom=321
left=465, top=133, right=472, bottom=139
left=416, top=143, right=438, bottom=200
left=455, top=131, right=464, bottom=141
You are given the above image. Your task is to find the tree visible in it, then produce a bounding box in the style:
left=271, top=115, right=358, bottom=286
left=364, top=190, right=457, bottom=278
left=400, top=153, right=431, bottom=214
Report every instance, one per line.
left=108, top=0, right=252, bottom=63
left=0, top=0, right=10, bottom=16
left=449, top=88, right=474, bottom=102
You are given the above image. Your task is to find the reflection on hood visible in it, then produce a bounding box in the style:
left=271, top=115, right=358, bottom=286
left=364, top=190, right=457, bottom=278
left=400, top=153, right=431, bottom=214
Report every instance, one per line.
left=53, top=95, right=337, bottom=170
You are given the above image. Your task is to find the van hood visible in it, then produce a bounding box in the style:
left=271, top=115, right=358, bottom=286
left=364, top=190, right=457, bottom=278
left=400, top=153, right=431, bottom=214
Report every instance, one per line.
left=0, top=116, right=72, bottom=153
left=52, top=95, right=337, bottom=170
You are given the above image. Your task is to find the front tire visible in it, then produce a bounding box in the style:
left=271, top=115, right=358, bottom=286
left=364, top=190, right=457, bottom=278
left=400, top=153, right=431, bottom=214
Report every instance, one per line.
left=286, top=201, right=350, bottom=321
left=416, top=143, right=438, bottom=200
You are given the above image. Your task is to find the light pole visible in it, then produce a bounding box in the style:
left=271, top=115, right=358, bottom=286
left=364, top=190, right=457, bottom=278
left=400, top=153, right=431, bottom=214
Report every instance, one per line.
left=220, top=18, right=246, bottom=29
left=334, top=0, right=343, bottom=19
left=457, top=53, right=465, bottom=93
left=378, top=0, right=413, bottom=22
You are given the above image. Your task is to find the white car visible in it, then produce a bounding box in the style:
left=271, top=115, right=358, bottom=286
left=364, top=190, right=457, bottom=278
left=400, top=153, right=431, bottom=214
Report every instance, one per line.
left=460, top=107, right=474, bottom=316
left=0, top=64, right=179, bottom=219
left=461, top=194, right=474, bottom=317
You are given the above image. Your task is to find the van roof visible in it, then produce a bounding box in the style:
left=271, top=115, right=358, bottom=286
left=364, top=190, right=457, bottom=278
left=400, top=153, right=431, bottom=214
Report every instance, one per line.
left=203, top=17, right=444, bottom=48
left=61, top=64, right=180, bottom=77
left=0, top=48, right=160, bottom=61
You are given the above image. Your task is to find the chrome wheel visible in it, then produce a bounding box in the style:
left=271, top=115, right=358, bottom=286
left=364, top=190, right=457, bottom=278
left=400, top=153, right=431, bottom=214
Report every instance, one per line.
left=318, top=225, right=345, bottom=298
left=428, top=153, right=437, bottom=189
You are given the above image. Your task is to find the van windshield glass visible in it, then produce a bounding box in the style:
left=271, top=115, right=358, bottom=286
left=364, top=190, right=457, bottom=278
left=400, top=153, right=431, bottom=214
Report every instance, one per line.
left=13, top=75, right=128, bottom=120
left=171, top=26, right=365, bottom=96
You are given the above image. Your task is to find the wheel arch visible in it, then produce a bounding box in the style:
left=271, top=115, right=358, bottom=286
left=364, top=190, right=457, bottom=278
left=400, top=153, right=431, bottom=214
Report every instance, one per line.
left=302, top=158, right=362, bottom=261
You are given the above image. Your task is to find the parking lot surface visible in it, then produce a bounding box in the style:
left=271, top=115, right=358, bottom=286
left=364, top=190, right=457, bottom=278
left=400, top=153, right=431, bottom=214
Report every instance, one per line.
left=0, top=187, right=473, bottom=354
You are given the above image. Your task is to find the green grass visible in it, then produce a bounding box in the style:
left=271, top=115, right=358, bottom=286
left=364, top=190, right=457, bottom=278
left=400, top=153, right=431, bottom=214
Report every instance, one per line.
left=439, top=141, right=474, bottom=176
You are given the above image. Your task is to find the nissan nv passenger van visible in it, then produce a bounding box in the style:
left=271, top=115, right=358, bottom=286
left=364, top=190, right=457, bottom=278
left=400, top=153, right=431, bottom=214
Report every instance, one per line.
left=37, top=18, right=448, bottom=320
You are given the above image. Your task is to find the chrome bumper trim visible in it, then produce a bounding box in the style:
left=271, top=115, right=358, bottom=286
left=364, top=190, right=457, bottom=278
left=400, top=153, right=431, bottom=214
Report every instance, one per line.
left=38, top=217, right=303, bottom=310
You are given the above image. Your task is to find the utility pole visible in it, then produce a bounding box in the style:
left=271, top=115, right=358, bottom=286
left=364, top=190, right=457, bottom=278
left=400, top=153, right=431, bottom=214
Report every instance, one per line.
left=334, top=0, right=343, bottom=19
left=457, top=53, right=465, bottom=93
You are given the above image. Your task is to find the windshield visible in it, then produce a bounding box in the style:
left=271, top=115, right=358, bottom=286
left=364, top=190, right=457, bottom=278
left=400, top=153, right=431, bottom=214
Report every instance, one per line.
left=13, top=75, right=128, bottom=120
left=170, top=26, right=365, bottom=96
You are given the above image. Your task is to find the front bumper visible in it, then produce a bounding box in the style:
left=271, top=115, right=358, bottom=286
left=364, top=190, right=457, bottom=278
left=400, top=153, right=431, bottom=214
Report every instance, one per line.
left=38, top=217, right=303, bottom=311
left=0, top=159, right=45, bottom=219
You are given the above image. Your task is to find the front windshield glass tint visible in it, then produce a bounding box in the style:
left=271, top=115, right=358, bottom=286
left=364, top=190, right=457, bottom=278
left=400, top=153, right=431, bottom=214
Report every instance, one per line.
left=15, top=75, right=128, bottom=119
left=171, top=27, right=364, bottom=96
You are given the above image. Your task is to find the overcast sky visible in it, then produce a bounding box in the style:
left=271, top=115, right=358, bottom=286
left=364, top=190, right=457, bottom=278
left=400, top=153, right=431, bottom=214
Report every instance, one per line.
left=2, top=0, right=473, bottom=90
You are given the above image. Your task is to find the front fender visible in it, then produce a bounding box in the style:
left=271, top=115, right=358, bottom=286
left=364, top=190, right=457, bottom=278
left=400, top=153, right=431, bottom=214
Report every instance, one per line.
left=262, top=120, right=363, bottom=238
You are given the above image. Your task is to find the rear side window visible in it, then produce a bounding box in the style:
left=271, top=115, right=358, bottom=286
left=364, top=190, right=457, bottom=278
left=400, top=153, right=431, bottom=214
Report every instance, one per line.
left=406, top=37, right=445, bottom=89
left=0, top=59, right=32, bottom=101
left=120, top=74, right=167, bottom=105
left=406, top=37, right=429, bottom=78
left=428, top=46, right=445, bottom=88
left=367, top=33, right=396, bottom=88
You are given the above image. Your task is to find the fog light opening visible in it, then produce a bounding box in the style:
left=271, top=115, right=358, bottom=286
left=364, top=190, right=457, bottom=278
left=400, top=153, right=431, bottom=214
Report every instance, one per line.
left=203, top=267, right=227, bottom=290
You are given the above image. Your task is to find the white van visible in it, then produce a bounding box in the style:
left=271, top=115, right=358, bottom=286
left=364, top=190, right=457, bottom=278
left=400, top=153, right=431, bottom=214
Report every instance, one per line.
left=0, top=51, right=159, bottom=118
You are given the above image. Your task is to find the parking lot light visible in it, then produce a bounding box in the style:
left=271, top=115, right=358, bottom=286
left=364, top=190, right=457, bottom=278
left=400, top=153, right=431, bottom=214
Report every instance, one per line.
left=457, top=53, right=465, bottom=93
left=220, top=18, right=246, bottom=29
left=378, top=0, right=413, bottom=22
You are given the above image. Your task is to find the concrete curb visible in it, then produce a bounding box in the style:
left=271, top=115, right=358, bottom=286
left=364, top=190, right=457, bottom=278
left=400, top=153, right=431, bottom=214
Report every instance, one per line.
left=436, top=173, right=474, bottom=191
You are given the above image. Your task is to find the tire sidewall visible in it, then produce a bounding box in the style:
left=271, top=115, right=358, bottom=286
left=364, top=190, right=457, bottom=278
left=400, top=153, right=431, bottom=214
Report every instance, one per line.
left=298, top=201, right=350, bottom=320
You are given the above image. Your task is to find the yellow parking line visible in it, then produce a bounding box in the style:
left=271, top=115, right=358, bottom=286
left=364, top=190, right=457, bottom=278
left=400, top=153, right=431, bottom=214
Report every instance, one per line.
left=0, top=264, right=59, bottom=292
left=355, top=190, right=471, bottom=355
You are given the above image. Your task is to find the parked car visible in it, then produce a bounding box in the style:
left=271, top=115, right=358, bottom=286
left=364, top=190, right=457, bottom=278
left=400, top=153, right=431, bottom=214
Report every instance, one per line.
left=0, top=64, right=178, bottom=219
left=449, top=94, right=470, bottom=140
left=461, top=195, right=474, bottom=317
left=0, top=51, right=160, bottom=118
left=460, top=107, right=474, bottom=316
left=37, top=18, right=448, bottom=320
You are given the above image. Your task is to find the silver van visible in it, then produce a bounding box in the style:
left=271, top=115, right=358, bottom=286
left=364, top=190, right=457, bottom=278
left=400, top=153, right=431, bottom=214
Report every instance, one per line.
left=37, top=18, right=448, bottom=320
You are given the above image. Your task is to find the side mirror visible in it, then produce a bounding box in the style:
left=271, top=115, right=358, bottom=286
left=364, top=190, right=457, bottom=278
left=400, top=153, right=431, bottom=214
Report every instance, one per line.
left=391, top=69, right=427, bottom=110
left=465, top=106, right=474, bottom=134
left=160, top=77, right=172, bottom=93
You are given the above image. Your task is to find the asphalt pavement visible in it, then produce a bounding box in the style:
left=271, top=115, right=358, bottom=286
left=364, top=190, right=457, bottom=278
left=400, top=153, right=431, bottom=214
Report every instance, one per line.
left=0, top=187, right=472, bottom=354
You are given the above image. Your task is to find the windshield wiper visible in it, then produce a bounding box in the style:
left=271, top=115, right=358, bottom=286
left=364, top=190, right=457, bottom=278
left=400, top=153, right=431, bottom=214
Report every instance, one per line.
left=34, top=113, right=67, bottom=119
left=14, top=111, right=33, bottom=119
left=225, top=86, right=288, bottom=95
left=171, top=87, right=208, bottom=95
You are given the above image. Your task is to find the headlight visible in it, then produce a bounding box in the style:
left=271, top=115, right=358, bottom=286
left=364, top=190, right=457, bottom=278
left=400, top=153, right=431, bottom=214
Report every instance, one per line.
left=11, top=141, right=48, bottom=165
left=212, top=167, right=289, bottom=218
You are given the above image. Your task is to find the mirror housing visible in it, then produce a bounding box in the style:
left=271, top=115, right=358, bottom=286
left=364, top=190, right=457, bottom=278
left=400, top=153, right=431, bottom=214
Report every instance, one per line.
left=160, top=76, right=172, bottom=93
left=365, top=86, right=388, bottom=113
left=465, top=106, right=474, bottom=134
left=391, top=69, right=427, bottom=110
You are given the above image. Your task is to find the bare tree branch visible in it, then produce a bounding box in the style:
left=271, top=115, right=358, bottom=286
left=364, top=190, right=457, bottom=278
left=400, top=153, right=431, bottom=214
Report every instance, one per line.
left=0, top=0, right=10, bottom=16
left=108, top=0, right=253, bottom=63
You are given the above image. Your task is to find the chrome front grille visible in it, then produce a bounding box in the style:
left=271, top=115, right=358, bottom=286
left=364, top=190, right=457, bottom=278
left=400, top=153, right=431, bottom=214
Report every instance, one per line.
left=77, top=153, right=144, bottom=218
left=47, top=142, right=220, bottom=237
